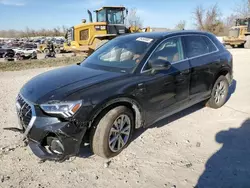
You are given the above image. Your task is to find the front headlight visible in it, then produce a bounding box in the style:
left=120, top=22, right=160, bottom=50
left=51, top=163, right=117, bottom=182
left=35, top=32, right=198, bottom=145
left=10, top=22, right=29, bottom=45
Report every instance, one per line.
left=40, top=100, right=82, bottom=118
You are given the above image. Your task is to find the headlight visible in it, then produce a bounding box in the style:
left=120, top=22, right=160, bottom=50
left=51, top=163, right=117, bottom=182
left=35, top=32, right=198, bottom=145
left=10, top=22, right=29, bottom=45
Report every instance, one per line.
left=95, top=25, right=106, bottom=30
left=40, top=100, right=82, bottom=118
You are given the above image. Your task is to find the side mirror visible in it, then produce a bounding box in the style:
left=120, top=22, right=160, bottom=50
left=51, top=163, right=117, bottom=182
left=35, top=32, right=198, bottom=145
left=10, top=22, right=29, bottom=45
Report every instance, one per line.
left=150, top=59, right=171, bottom=73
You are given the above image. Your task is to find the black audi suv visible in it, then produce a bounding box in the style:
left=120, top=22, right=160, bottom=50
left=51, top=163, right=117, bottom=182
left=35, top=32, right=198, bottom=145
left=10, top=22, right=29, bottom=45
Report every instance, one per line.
left=15, top=31, right=233, bottom=161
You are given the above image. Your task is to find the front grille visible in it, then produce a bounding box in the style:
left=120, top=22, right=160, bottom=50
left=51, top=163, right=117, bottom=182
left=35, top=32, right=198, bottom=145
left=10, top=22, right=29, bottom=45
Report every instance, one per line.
left=107, top=25, right=126, bottom=35
left=16, top=94, right=32, bottom=129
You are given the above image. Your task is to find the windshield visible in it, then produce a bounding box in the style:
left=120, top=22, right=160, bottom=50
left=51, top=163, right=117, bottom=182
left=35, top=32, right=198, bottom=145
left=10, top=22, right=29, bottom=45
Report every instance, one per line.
left=236, top=19, right=249, bottom=26
left=107, top=9, right=124, bottom=24
left=82, top=36, right=155, bottom=73
left=97, top=10, right=106, bottom=22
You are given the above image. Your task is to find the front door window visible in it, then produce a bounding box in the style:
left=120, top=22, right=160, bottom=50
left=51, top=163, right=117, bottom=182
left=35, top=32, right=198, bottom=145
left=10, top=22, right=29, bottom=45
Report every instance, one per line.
left=143, top=37, right=184, bottom=71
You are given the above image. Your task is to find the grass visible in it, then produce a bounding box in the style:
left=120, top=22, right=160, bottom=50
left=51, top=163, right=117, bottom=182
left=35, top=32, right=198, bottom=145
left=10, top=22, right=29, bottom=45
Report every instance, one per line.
left=0, top=56, right=86, bottom=72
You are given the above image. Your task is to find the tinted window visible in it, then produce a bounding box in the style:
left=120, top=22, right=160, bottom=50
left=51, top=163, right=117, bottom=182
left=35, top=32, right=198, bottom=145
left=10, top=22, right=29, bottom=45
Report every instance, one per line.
left=107, top=9, right=124, bottom=24
left=82, top=36, right=156, bottom=73
left=143, top=37, right=184, bottom=71
left=184, top=36, right=216, bottom=58
left=97, top=10, right=106, bottom=22
left=203, top=36, right=217, bottom=52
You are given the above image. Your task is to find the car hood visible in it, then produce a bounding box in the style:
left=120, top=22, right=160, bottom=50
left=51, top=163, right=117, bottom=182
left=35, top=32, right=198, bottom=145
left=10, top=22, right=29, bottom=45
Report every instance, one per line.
left=20, top=65, right=123, bottom=103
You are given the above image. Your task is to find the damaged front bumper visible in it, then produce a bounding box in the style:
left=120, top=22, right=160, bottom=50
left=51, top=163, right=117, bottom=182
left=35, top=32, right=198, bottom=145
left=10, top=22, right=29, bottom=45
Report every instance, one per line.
left=27, top=118, right=88, bottom=162
left=16, top=95, right=89, bottom=162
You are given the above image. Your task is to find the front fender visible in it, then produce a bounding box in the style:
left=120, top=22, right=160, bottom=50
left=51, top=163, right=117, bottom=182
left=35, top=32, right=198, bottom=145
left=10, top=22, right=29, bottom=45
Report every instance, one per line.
left=89, top=96, right=144, bottom=129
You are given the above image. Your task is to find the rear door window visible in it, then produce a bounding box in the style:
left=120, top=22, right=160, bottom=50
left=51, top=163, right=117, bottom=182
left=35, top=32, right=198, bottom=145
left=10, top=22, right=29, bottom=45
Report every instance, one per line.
left=202, top=36, right=218, bottom=52
left=184, top=35, right=216, bottom=58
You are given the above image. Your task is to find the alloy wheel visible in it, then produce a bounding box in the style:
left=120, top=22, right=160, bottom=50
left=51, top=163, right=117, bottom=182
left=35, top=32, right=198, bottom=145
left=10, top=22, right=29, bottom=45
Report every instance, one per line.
left=108, top=114, right=131, bottom=152
left=214, top=81, right=226, bottom=104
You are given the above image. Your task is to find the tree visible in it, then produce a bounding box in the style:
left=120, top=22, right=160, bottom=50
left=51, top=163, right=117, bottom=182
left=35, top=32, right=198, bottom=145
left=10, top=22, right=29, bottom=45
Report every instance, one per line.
left=234, top=0, right=250, bottom=18
left=175, top=20, right=186, bottom=30
left=222, top=14, right=238, bottom=35
left=193, top=4, right=224, bottom=35
left=61, top=25, right=68, bottom=34
left=127, top=8, right=143, bottom=29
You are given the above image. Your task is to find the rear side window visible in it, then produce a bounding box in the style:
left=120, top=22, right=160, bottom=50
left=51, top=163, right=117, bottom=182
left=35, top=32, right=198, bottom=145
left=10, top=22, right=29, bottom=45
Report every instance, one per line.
left=184, top=36, right=217, bottom=58
left=203, top=36, right=217, bottom=52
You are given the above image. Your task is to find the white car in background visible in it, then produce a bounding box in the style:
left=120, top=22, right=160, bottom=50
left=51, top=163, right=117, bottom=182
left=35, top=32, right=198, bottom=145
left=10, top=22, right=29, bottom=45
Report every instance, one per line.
left=13, top=48, right=37, bottom=55
left=13, top=48, right=38, bottom=60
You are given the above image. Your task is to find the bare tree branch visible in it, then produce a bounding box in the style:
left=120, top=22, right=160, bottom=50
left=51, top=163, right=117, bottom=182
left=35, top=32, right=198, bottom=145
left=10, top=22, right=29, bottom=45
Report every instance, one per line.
left=234, top=0, right=250, bottom=18
left=194, top=5, right=205, bottom=30
left=193, top=4, right=224, bottom=35
left=175, top=20, right=186, bottom=30
left=127, top=8, right=143, bottom=28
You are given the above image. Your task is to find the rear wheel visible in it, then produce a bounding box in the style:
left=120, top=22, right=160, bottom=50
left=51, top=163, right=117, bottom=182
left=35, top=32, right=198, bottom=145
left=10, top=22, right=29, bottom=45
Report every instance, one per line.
left=15, top=53, right=23, bottom=61
left=91, top=106, right=134, bottom=158
left=206, top=76, right=229, bottom=109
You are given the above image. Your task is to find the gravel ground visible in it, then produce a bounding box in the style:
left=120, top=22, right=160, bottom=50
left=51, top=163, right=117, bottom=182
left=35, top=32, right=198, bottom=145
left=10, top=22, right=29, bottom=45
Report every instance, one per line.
left=0, top=49, right=249, bottom=188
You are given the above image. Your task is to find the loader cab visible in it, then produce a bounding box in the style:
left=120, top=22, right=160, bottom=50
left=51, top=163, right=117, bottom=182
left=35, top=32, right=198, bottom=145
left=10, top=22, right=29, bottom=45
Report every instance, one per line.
left=236, top=18, right=250, bottom=32
left=236, top=18, right=250, bottom=26
left=95, top=6, right=127, bottom=35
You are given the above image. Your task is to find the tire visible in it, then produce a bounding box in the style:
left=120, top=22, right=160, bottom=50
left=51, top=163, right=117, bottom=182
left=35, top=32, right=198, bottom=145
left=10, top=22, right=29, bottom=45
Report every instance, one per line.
left=91, top=106, right=134, bottom=158
left=44, top=48, right=50, bottom=54
left=55, top=48, right=61, bottom=54
left=15, top=53, right=23, bottom=61
left=206, top=75, right=229, bottom=109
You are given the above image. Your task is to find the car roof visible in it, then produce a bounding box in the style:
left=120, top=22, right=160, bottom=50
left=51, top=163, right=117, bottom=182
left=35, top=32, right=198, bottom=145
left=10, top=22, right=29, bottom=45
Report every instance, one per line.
left=119, top=30, right=212, bottom=40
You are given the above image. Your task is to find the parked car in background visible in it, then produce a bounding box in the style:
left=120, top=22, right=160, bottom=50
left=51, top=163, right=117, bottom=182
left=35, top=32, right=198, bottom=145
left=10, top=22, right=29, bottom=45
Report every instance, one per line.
left=0, top=48, right=15, bottom=59
left=15, top=31, right=233, bottom=161
left=13, top=48, right=37, bottom=60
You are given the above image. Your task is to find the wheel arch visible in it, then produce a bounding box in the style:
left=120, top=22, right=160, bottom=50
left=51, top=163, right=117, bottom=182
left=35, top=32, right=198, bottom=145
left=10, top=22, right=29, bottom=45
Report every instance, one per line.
left=89, top=97, right=144, bottom=130
left=214, top=67, right=231, bottom=86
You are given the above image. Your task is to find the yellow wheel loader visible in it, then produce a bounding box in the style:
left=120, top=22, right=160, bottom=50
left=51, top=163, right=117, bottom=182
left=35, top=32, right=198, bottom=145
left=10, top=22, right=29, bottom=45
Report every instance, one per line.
left=63, top=6, right=151, bottom=54
left=223, top=17, right=250, bottom=48
left=64, top=6, right=128, bottom=54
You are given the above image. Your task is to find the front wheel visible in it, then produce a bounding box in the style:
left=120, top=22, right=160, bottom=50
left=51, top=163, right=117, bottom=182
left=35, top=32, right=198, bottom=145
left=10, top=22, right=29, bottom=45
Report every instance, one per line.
left=90, top=106, right=134, bottom=158
left=43, top=48, right=50, bottom=54
left=206, top=75, right=229, bottom=109
left=55, top=48, right=61, bottom=54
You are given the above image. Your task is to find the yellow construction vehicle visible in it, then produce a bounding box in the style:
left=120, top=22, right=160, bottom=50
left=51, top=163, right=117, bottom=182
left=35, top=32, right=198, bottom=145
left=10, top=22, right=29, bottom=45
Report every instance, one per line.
left=64, top=6, right=150, bottom=54
left=223, top=17, right=250, bottom=48
left=64, top=6, right=128, bottom=53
